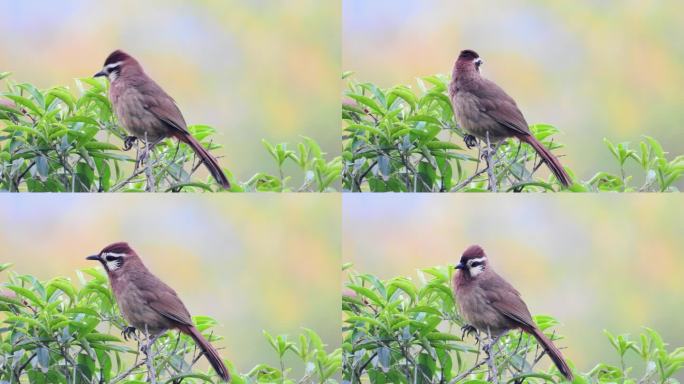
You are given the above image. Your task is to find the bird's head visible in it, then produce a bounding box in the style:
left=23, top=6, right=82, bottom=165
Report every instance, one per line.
left=455, top=49, right=483, bottom=73
left=94, top=50, right=140, bottom=81
left=455, top=244, right=489, bottom=278
left=86, top=242, right=140, bottom=274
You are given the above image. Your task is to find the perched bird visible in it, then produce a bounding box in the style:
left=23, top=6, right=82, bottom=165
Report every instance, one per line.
left=453, top=245, right=573, bottom=381
left=449, top=49, right=572, bottom=187
left=86, top=242, right=230, bottom=381
left=94, top=50, right=230, bottom=189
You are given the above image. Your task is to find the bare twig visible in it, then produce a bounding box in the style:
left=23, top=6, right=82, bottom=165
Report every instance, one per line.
left=110, top=360, right=146, bottom=384
left=485, top=132, right=497, bottom=192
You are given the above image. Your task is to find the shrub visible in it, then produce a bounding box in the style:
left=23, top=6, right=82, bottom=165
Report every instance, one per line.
left=342, top=75, right=684, bottom=192
left=342, top=266, right=684, bottom=383
left=0, top=263, right=341, bottom=383
left=0, top=72, right=340, bottom=192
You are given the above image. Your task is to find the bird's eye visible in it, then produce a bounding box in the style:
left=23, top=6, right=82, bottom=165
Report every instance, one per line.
left=470, top=261, right=483, bottom=268
left=105, top=255, right=119, bottom=262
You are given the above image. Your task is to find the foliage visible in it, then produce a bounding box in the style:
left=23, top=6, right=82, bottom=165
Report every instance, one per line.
left=256, top=138, right=342, bottom=192
left=0, top=264, right=341, bottom=383
left=0, top=72, right=340, bottom=192
left=342, top=75, right=684, bottom=192
left=342, top=266, right=684, bottom=383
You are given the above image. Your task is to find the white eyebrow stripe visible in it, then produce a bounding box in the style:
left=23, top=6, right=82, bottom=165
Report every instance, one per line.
left=103, top=252, right=126, bottom=258
left=104, top=61, right=123, bottom=70
left=468, top=257, right=486, bottom=265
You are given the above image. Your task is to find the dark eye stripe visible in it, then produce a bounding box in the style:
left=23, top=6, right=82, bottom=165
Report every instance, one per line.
left=470, top=261, right=483, bottom=268
left=105, top=255, right=120, bottom=262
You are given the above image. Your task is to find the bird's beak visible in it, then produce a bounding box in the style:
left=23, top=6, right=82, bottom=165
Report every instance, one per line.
left=86, top=255, right=101, bottom=261
left=455, top=262, right=465, bottom=270
left=93, top=70, right=106, bottom=78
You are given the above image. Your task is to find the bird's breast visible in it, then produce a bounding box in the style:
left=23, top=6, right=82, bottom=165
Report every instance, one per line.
left=109, top=82, right=169, bottom=142
left=452, top=93, right=505, bottom=142
left=454, top=277, right=512, bottom=336
left=110, top=275, right=170, bottom=335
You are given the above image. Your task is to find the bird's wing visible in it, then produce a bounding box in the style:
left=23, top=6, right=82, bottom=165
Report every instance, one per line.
left=140, top=80, right=190, bottom=135
left=472, top=79, right=531, bottom=137
left=148, top=291, right=194, bottom=326
left=484, top=273, right=536, bottom=329
left=138, top=274, right=194, bottom=326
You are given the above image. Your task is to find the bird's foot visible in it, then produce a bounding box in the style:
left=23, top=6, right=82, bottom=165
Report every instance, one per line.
left=464, top=134, right=478, bottom=149
left=461, top=324, right=479, bottom=340
left=122, top=326, right=137, bottom=341
left=123, top=136, right=138, bottom=151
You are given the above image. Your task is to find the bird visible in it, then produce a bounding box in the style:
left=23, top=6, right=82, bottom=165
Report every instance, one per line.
left=86, top=242, right=231, bottom=381
left=448, top=49, right=572, bottom=187
left=453, top=245, right=573, bottom=381
left=94, top=50, right=231, bottom=189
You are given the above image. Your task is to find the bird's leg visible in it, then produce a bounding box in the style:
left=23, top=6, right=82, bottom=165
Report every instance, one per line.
left=122, top=326, right=137, bottom=341
left=122, top=136, right=138, bottom=151
left=138, top=135, right=165, bottom=167
left=140, top=134, right=166, bottom=192
left=484, top=131, right=497, bottom=192
left=464, top=134, right=478, bottom=149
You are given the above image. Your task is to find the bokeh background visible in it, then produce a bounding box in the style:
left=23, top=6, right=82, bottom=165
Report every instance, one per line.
left=343, top=1, right=684, bottom=185
left=343, top=194, right=684, bottom=377
left=0, top=194, right=341, bottom=372
left=0, top=0, right=340, bottom=182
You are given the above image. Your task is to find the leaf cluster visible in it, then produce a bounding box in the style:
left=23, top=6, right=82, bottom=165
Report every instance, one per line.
left=0, top=264, right=341, bottom=383
left=0, top=73, right=340, bottom=192
left=342, top=75, right=683, bottom=192
left=342, top=266, right=684, bottom=383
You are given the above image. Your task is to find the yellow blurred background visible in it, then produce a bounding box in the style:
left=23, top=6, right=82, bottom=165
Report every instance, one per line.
left=343, top=194, right=684, bottom=376
left=0, top=0, right=340, bottom=182
left=0, top=194, right=341, bottom=372
left=343, top=1, right=684, bottom=187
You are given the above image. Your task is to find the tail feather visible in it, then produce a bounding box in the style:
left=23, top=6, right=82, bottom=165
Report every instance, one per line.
left=182, top=325, right=231, bottom=382
left=529, top=326, right=574, bottom=381
left=519, top=135, right=572, bottom=187
left=177, top=133, right=231, bottom=189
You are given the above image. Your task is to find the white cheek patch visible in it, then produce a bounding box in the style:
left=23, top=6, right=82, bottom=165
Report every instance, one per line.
left=469, top=265, right=485, bottom=277
left=467, top=257, right=487, bottom=277
left=102, top=252, right=125, bottom=271
left=103, top=61, right=123, bottom=81
left=106, top=260, right=122, bottom=271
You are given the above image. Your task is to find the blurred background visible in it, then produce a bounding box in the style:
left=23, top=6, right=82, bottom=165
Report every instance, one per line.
left=343, top=194, right=684, bottom=376
left=0, top=194, right=341, bottom=372
left=0, top=0, right=340, bottom=182
left=343, top=0, right=684, bottom=184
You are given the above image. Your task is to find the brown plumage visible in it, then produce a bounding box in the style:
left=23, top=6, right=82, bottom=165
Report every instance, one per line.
left=449, top=50, right=572, bottom=187
left=453, top=245, right=573, bottom=380
left=86, top=242, right=230, bottom=382
left=94, top=50, right=230, bottom=189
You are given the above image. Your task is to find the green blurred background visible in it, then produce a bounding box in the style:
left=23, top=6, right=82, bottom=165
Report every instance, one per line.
left=343, top=194, right=684, bottom=376
left=343, top=1, right=684, bottom=185
left=0, top=194, right=341, bottom=372
left=0, top=0, right=340, bottom=182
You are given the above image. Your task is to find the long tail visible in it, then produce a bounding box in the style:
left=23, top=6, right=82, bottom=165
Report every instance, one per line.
left=176, top=133, right=231, bottom=189
left=528, top=326, right=574, bottom=381
left=180, top=325, right=231, bottom=382
left=518, top=134, right=572, bottom=187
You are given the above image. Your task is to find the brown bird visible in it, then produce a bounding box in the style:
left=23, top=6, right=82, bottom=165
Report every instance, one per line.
left=94, top=50, right=230, bottom=189
left=449, top=50, right=572, bottom=187
left=453, top=245, right=573, bottom=381
left=86, top=242, right=230, bottom=381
